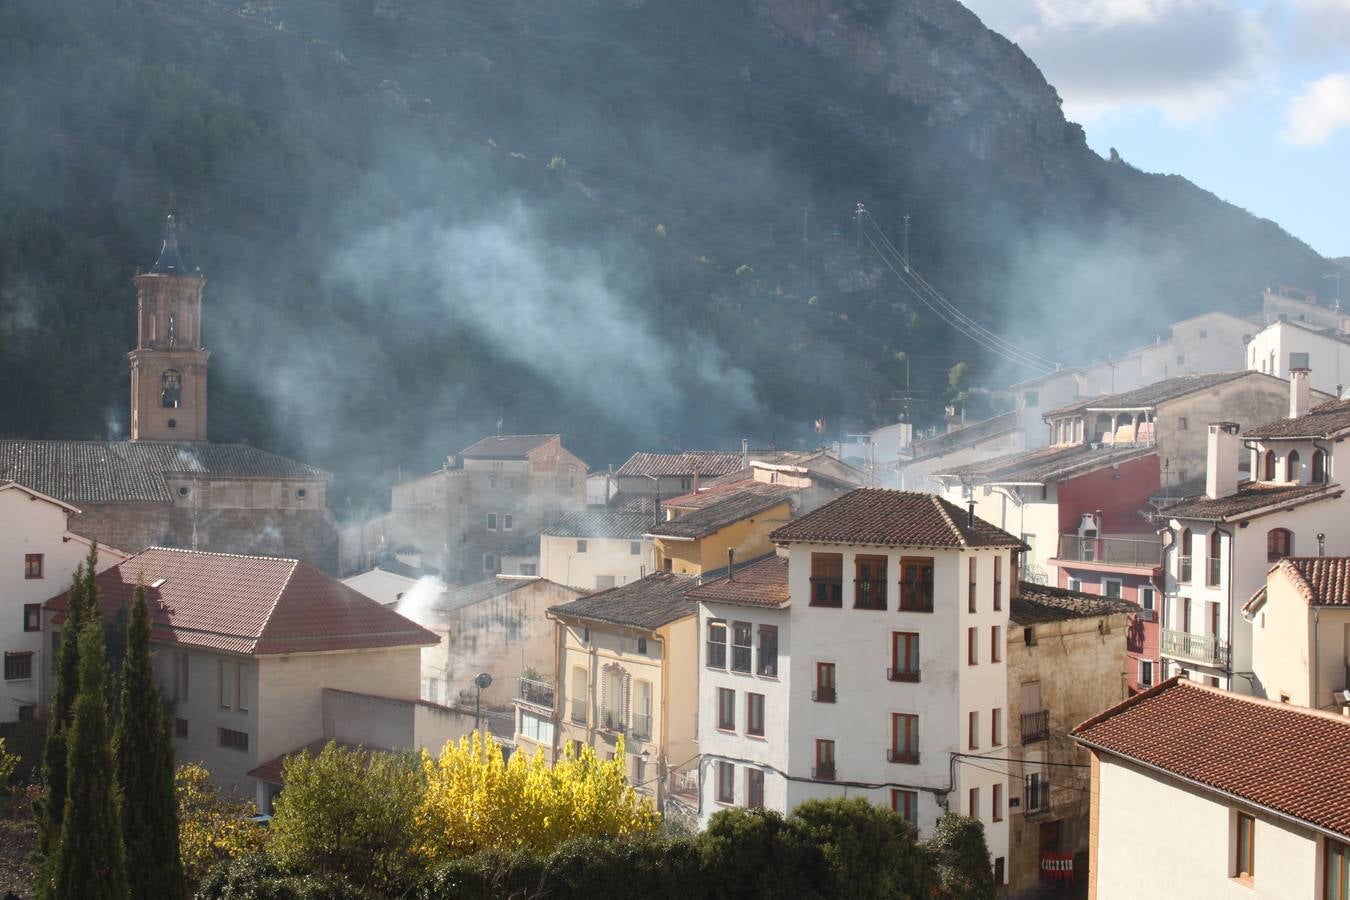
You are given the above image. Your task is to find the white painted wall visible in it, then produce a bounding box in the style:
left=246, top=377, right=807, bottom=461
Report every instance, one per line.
left=1249, top=569, right=1350, bottom=708
left=1247, top=321, right=1350, bottom=396
left=1094, top=755, right=1324, bottom=900
left=539, top=534, right=653, bottom=590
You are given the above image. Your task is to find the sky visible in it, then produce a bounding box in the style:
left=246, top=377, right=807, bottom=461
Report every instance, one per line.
left=961, top=0, right=1350, bottom=262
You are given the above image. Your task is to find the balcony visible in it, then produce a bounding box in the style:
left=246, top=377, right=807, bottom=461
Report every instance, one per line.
left=631, top=713, right=653, bottom=742
left=731, top=646, right=752, bottom=673
left=887, top=748, right=920, bottom=765
left=813, top=686, right=836, bottom=703
left=887, top=667, right=921, bottom=683
left=1206, top=556, right=1222, bottom=587
left=706, top=641, right=726, bottom=669
left=569, top=698, right=586, bottom=724
left=516, top=676, right=554, bottom=710
left=1021, top=710, right=1050, bottom=745
left=813, top=763, right=836, bottom=781
left=1161, top=628, right=1229, bottom=667
left=1179, top=558, right=1193, bottom=583
left=809, top=577, right=842, bottom=607
left=600, top=711, right=626, bottom=735
left=1056, top=534, right=1161, bottom=568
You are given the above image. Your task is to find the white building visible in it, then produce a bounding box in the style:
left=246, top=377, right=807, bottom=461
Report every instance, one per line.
left=1074, top=677, right=1350, bottom=900
left=691, top=489, right=1023, bottom=888
left=1246, top=318, right=1350, bottom=397
left=1262, top=285, right=1350, bottom=333
left=538, top=510, right=655, bottom=590
left=0, top=481, right=127, bottom=722
left=1244, top=556, right=1350, bottom=710
left=1157, top=374, right=1350, bottom=691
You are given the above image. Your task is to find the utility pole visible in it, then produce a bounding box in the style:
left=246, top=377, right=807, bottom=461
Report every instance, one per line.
left=802, top=205, right=810, bottom=243
left=1325, top=271, right=1345, bottom=311
left=855, top=202, right=866, bottom=250
left=902, top=214, right=911, bottom=272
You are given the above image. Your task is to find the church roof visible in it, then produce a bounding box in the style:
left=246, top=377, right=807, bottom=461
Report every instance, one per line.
left=148, top=214, right=191, bottom=275
left=0, top=440, right=330, bottom=504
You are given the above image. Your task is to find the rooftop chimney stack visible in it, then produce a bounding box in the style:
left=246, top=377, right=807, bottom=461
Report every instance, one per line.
left=727, top=548, right=735, bottom=581
left=1290, top=367, right=1312, bottom=419
left=966, top=499, right=976, bottom=528
left=741, top=438, right=750, bottom=469
left=1205, top=422, right=1241, bottom=500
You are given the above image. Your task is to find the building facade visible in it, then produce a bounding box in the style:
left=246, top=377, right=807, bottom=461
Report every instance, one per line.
left=1247, top=319, right=1350, bottom=397
left=1245, top=556, right=1350, bottom=710
left=538, top=511, right=655, bottom=590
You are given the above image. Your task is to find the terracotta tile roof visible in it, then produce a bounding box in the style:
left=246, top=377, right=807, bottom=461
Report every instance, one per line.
left=45, top=547, right=438, bottom=656
left=0, top=440, right=329, bottom=504
left=549, top=572, right=696, bottom=630
left=1244, top=398, right=1350, bottom=440
left=905, top=411, right=1018, bottom=461
left=649, top=487, right=796, bottom=540
left=1271, top=557, right=1350, bottom=606
left=1043, top=372, right=1252, bottom=418
left=616, top=451, right=745, bottom=479
left=542, top=510, right=653, bottom=540
left=1073, top=678, right=1350, bottom=840
left=769, top=488, right=1023, bottom=549
left=1011, top=581, right=1137, bottom=625
left=1160, top=482, right=1341, bottom=521
left=459, top=434, right=558, bottom=459
left=664, top=477, right=788, bottom=510
left=685, top=556, right=790, bottom=609
left=935, top=444, right=1154, bottom=485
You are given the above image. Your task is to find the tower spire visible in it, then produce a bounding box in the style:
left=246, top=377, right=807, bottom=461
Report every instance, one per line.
left=149, top=214, right=188, bottom=275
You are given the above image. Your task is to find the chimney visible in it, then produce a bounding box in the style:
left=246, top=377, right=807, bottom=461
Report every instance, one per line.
left=1290, top=367, right=1312, bottom=419
left=727, top=548, right=735, bottom=581
left=1205, top=422, right=1240, bottom=500
left=741, top=438, right=750, bottom=469
left=966, top=500, right=976, bottom=528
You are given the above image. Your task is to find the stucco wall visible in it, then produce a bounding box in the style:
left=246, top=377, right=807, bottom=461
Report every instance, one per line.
left=655, top=502, right=792, bottom=576
left=1247, top=321, right=1350, bottom=395
left=539, top=534, right=654, bottom=589
left=1250, top=572, right=1350, bottom=708
left=153, top=646, right=260, bottom=797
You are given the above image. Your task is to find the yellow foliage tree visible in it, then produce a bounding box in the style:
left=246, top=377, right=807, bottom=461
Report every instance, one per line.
left=175, top=763, right=267, bottom=883
left=415, top=731, right=657, bottom=860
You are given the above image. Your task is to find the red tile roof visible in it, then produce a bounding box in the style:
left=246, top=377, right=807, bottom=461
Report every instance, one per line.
left=1159, top=481, right=1341, bottom=521
left=45, top=547, right=438, bottom=656
left=616, top=451, right=745, bottom=479
left=1271, top=557, right=1350, bottom=606
left=685, top=556, right=790, bottom=608
left=1073, top=678, right=1350, bottom=839
left=769, top=488, right=1023, bottom=549
left=459, top=434, right=559, bottom=459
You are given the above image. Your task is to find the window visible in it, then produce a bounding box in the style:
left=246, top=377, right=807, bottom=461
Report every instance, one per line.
left=968, top=557, right=977, bottom=613
left=1287, top=450, right=1301, bottom=483
left=576, top=540, right=588, bottom=553
left=969, top=710, right=980, bottom=750
left=218, top=660, right=237, bottom=709
left=715, top=761, right=735, bottom=804
left=814, top=662, right=836, bottom=702
left=1267, top=528, right=1293, bottom=563
left=219, top=728, right=249, bottom=752
left=160, top=369, right=182, bottom=408
left=899, top=557, right=935, bottom=612
left=600, top=666, right=626, bottom=731
left=630, top=541, right=642, bottom=555
left=1024, top=390, right=1039, bottom=407
left=990, top=626, right=1002, bottom=663
left=173, top=717, right=188, bottom=739
left=1068, top=577, right=1082, bottom=592
left=995, top=857, right=1005, bottom=885
left=1177, top=416, right=1188, bottom=430
left=504, top=475, right=514, bottom=489
left=746, top=693, right=765, bottom=736
left=717, top=688, right=736, bottom=731
left=519, top=563, right=537, bottom=576
left=173, top=652, right=190, bottom=701
left=890, top=632, right=920, bottom=682
left=969, top=787, right=980, bottom=818
left=4, top=652, right=32, bottom=681
left=968, top=627, right=978, bottom=665
left=809, top=553, right=844, bottom=607
left=1103, top=578, right=1122, bottom=599
left=992, top=708, right=1003, bottom=746
left=1234, top=811, right=1255, bottom=880
left=1263, top=450, right=1277, bottom=481
left=854, top=555, right=888, bottom=610
left=1140, top=659, right=1154, bottom=688
left=1327, top=838, right=1349, bottom=900
left=1176, top=354, right=1185, bottom=366
left=23, top=554, right=43, bottom=579
left=815, top=739, right=836, bottom=780
left=730, top=622, right=753, bottom=672
left=1291, top=351, right=1310, bottom=369
left=992, top=783, right=1003, bottom=821
left=502, top=514, right=513, bottom=531
left=1140, top=586, right=1156, bottom=612
left=637, top=637, right=648, bottom=655
left=1024, top=626, right=1037, bottom=647
left=891, top=789, right=918, bottom=826
left=1314, top=449, right=1328, bottom=484
left=706, top=621, right=727, bottom=669
left=23, top=604, right=40, bottom=632
left=747, top=768, right=765, bottom=808
left=891, top=713, right=920, bottom=763
left=1026, top=772, right=1049, bottom=813
left=993, top=557, right=1003, bottom=611
left=483, top=554, right=497, bottom=573
left=1180, top=528, right=1193, bottom=582
left=486, top=513, right=498, bottom=531
left=756, top=625, right=778, bottom=677
left=570, top=665, right=587, bottom=723
left=488, top=475, right=497, bottom=489
left=519, top=711, right=555, bottom=744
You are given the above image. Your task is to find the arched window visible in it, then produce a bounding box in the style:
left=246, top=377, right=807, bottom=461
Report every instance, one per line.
left=1286, top=450, right=1301, bottom=483
left=1206, top=529, right=1222, bottom=586
left=160, top=369, right=182, bottom=409
left=1267, top=528, right=1293, bottom=563
left=1312, top=449, right=1327, bottom=484
left=1262, top=450, right=1277, bottom=481
left=1180, top=529, right=1193, bottom=583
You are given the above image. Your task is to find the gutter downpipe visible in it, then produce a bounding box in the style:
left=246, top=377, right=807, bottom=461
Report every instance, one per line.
left=1159, top=524, right=1176, bottom=679
left=1216, top=523, right=1235, bottom=683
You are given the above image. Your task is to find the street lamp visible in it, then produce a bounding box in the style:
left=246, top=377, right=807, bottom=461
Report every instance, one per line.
left=474, top=672, right=493, bottom=736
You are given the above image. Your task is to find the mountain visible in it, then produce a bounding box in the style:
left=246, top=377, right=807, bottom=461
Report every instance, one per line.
left=0, top=0, right=1328, bottom=507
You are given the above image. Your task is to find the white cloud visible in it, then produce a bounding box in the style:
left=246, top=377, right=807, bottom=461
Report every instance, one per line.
left=1290, top=0, right=1350, bottom=55
left=961, top=0, right=1270, bottom=123
left=1281, top=71, right=1350, bottom=145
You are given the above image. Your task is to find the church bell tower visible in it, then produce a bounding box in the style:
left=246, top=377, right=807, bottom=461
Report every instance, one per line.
left=128, top=215, right=210, bottom=441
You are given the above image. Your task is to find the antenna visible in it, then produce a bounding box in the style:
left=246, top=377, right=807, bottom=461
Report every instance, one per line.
left=902, top=214, right=910, bottom=273
left=855, top=202, right=865, bottom=250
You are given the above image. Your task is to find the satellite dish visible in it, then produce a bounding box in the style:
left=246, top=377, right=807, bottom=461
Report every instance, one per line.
left=474, top=672, right=493, bottom=690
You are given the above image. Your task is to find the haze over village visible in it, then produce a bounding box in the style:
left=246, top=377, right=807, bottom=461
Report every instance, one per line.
left=3, top=0, right=1350, bottom=898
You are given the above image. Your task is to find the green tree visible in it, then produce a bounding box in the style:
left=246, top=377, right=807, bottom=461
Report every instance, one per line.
left=52, top=616, right=129, bottom=899
left=928, top=812, right=994, bottom=900
left=699, top=806, right=831, bottom=899
left=269, top=742, right=426, bottom=896
left=792, top=797, right=935, bottom=899
left=115, top=582, right=185, bottom=899
left=174, top=763, right=266, bottom=884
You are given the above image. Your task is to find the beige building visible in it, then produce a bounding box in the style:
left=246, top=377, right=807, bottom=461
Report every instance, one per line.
left=1245, top=557, right=1350, bottom=710
left=650, top=482, right=797, bottom=576
left=514, top=573, right=700, bottom=813
left=538, top=510, right=655, bottom=590
left=399, top=576, right=582, bottom=712
left=44, top=547, right=439, bottom=810
left=1005, top=582, right=1133, bottom=894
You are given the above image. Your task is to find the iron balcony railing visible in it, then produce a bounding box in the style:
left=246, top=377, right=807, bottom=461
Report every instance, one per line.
left=631, top=713, right=653, bottom=741
left=809, top=577, right=842, bottom=607
left=813, top=763, right=836, bottom=781
left=887, top=748, right=920, bottom=765
left=887, top=666, right=921, bottom=683
left=1160, top=628, right=1230, bottom=666
left=1021, top=710, right=1050, bottom=745
left=813, top=686, right=836, bottom=703
left=1056, top=535, right=1161, bottom=567
left=854, top=579, right=888, bottom=610
left=1206, top=556, right=1222, bottom=587
left=1179, top=557, right=1193, bottom=583
left=706, top=641, right=726, bottom=669
left=517, top=676, right=554, bottom=709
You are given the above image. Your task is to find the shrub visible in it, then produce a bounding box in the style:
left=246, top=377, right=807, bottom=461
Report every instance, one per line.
left=699, top=807, right=831, bottom=899
left=791, top=797, right=934, bottom=899
left=928, top=813, right=995, bottom=900
left=194, top=854, right=358, bottom=900
left=176, top=764, right=267, bottom=884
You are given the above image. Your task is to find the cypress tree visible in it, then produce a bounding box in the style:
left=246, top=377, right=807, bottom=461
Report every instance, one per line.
left=35, top=559, right=89, bottom=870
left=52, top=616, right=128, bottom=900
left=115, top=583, right=184, bottom=899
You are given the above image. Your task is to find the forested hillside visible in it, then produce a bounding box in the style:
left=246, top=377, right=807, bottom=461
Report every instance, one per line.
left=0, top=0, right=1328, bottom=507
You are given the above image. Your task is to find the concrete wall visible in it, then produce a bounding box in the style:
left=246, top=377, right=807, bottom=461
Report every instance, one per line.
left=539, top=534, right=654, bottom=590
left=1093, top=754, right=1324, bottom=900
left=153, top=645, right=261, bottom=797
left=320, top=687, right=480, bottom=754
